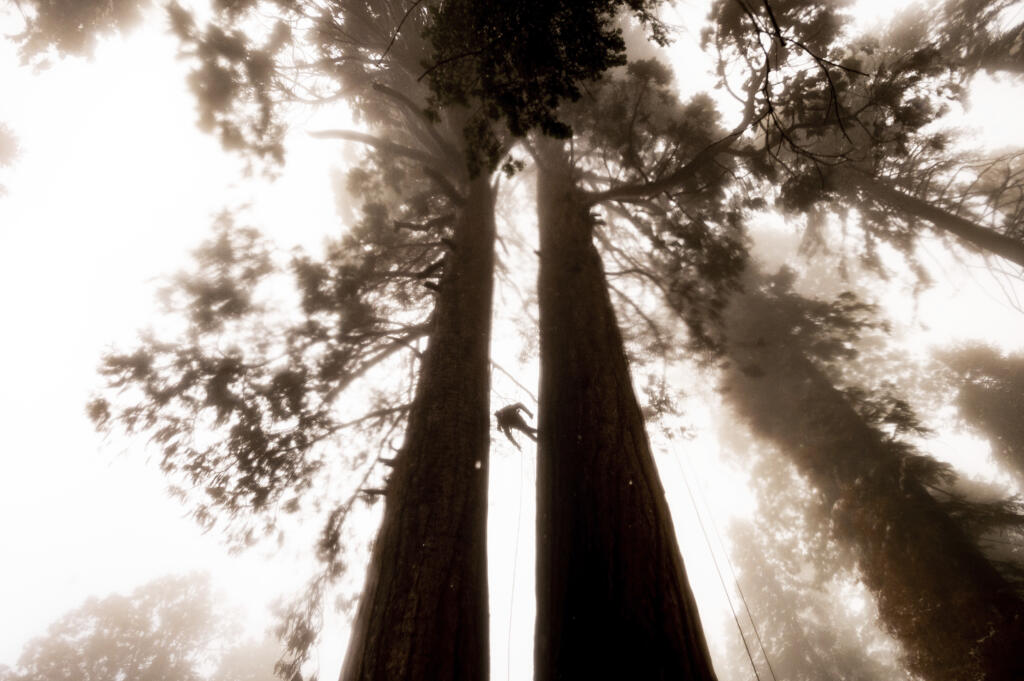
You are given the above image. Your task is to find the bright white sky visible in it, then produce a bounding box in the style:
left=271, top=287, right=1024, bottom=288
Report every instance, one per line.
left=2, top=1, right=1024, bottom=680
left=0, top=11, right=345, bottom=669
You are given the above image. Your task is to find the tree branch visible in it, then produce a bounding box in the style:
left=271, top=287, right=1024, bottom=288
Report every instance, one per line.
left=309, top=129, right=465, bottom=203
left=585, top=110, right=767, bottom=204
left=841, top=168, right=1024, bottom=269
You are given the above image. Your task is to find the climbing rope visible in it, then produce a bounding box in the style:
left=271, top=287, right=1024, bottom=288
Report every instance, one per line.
left=672, top=449, right=777, bottom=681
left=506, top=444, right=526, bottom=681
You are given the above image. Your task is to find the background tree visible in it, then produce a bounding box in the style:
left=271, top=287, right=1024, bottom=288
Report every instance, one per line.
left=211, top=635, right=283, bottom=681
left=0, top=121, right=17, bottom=195
left=717, top=273, right=1024, bottom=681
left=1, top=574, right=227, bottom=681
left=719, top=454, right=915, bottom=681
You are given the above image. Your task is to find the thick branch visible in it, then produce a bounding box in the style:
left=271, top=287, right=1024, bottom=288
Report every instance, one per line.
left=309, top=128, right=443, bottom=169
left=309, top=129, right=463, bottom=202
left=371, top=82, right=461, bottom=162
left=842, top=170, right=1024, bottom=269
left=585, top=102, right=767, bottom=205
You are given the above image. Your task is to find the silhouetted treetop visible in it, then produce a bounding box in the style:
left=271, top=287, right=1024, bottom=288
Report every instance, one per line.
left=2, top=574, right=287, bottom=681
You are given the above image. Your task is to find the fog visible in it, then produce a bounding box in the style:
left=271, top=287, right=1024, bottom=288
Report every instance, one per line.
left=3, top=1, right=1024, bottom=680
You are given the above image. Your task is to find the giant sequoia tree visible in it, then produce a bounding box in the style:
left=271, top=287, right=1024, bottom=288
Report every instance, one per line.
left=717, top=277, right=1024, bottom=681
left=93, top=2, right=506, bottom=679
left=58, top=0, right=1024, bottom=678
left=533, top=138, right=719, bottom=681
left=526, top=57, right=751, bottom=678
left=85, top=1, right=724, bottom=679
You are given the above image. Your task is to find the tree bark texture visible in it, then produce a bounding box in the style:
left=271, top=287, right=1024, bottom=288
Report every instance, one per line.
left=340, top=176, right=496, bottom=681
left=723, top=292, right=1024, bottom=681
left=534, top=142, right=719, bottom=681
left=840, top=170, right=1024, bottom=269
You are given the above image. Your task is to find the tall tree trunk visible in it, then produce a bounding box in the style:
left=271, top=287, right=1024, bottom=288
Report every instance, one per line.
left=837, top=170, right=1024, bottom=268
left=723, top=291, right=1024, bottom=681
left=534, top=141, right=718, bottom=681
left=340, top=175, right=496, bottom=681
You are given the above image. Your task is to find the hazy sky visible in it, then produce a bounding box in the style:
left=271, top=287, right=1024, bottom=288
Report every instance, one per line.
left=0, top=13, right=342, bottom=666
left=2, top=1, right=1024, bottom=680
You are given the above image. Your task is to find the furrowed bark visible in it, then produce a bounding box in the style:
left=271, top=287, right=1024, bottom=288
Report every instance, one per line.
left=724, top=291, right=1024, bottom=681
left=534, top=141, right=718, bottom=681
left=340, top=175, right=496, bottom=681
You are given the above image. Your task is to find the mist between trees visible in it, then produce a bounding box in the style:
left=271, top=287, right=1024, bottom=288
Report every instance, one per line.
left=0, top=573, right=285, bottom=681
left=7, top=0, right=1024, bottom=679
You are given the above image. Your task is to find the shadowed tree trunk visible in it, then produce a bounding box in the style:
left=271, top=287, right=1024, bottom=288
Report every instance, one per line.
left=534, top=141, right=718, bottom=681
left=723, top=290, right=1024, bottom=681
left=340, top=175, right=496, bottom=681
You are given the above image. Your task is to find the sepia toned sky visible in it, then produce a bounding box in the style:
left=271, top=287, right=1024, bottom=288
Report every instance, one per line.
left=0, top=13, right=343, bottom=667
left=2, top=1, right=1024, bottom=679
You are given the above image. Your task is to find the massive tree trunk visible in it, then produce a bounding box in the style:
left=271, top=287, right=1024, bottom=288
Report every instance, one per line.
left=534, top=141, right=718, bottom=681
left=340, top=175, right=496, bottom=681
left=723, top=290, right=1024, bottom=681
left=837, top=170, right=1024, bottom=268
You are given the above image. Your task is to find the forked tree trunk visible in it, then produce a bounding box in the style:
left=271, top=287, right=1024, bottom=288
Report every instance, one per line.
left=534, top=142, right=718, bottom=681
left=723, top=291, right=1024, bottom=681
left=340, top=175, right=496, bottom=681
